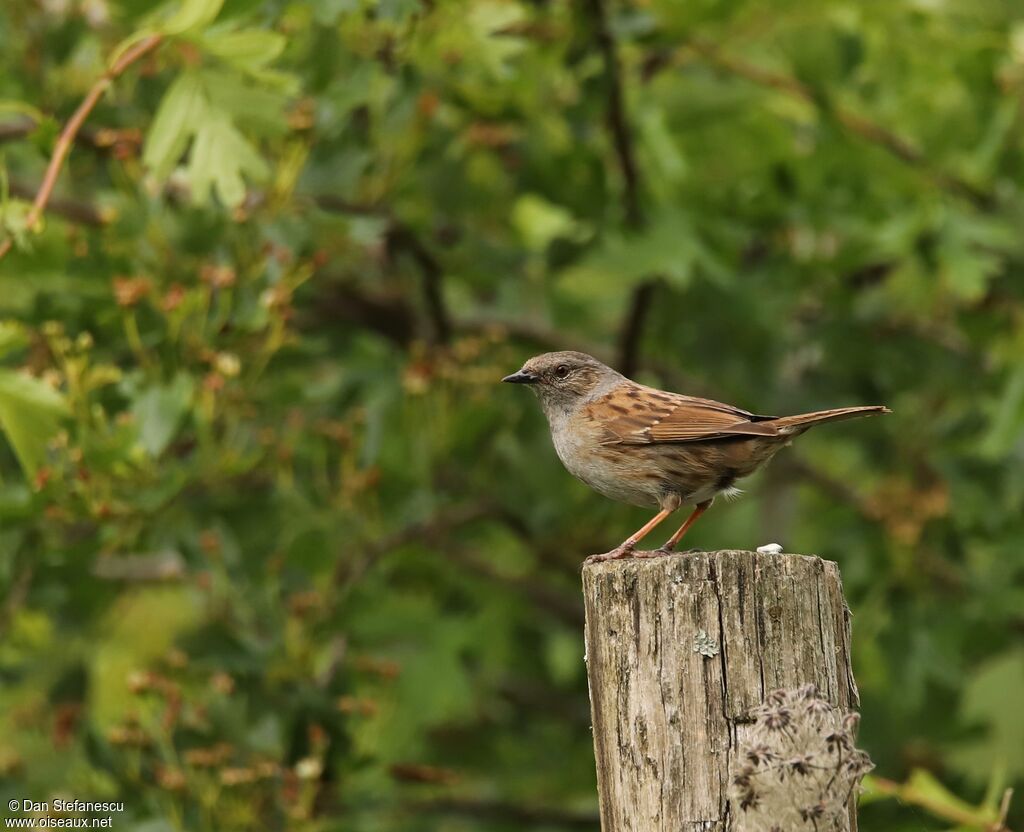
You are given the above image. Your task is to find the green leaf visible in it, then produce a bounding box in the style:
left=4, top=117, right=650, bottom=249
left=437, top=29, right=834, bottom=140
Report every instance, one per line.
left=92, top=586, right=201, bottom=726
left=187, top=112, right=268, bottom=207
left=466, top=1, right=528, bottom=78
left=639, top=107, right=688, bottom=193
left=939, top=236, right=1001, bottom=303
left=979, top=366, right=1024, bottom=458
left=142, top=72, right=208, bottom=180
left=948, top=649, right=1024, bottom=780
left=201, top=28, right=286, bottom=70
left=512, top=194, right=590, bottom=252
left=0, top=369, right=67, bottom=476
left=559, top=211, right=723, bottom=304
left=0, top=321, right=28, bottom=360
left=130, top=373, right=195, bottom=457
left=0, top=99, right=45, bottom=123
left=200, top=68, right=291, bottom=130
left=159, top=0, right=226, bottom=35
left=903, top=769, right=987, bottom=822
left=0, top=198, right=34, bottom=241
left=311, top=0, right=359, bottom=25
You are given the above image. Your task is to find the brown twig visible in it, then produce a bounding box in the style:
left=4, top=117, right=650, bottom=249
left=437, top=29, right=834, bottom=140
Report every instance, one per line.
left=686, top=38, right=994, bottom=209
left=8, top=180, right=109, bottom=227
left=0, top=119, right=37, bottom=144
left=0, top=34, right=163, bottom=261
left=0, top=119, right=142, bottom=153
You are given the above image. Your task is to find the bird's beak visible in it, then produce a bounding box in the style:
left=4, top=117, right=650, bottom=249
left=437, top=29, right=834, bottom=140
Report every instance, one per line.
left=502, top=369, right=539, bottom=384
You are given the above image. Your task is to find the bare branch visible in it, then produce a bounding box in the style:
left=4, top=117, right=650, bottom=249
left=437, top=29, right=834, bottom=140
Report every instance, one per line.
left=312, top=195, right=452, bottom=344
left=305, top=276, right=419, bottom=347
left=583, top=0, right=642, bottom=228
left=581, top=0, right=660, bottom=373
left=91, top=550, right=186, bottom=582
left=615, top=278, right=657, bottom=377
left=0, top=119, right=36, bottom=144
left=8, top=180, right=109, bottom=227
left=386, top=223, right=452, bottom=345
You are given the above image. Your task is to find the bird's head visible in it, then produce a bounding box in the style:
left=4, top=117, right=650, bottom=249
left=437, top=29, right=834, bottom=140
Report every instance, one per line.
left=502, top=351, right=620, bottom=414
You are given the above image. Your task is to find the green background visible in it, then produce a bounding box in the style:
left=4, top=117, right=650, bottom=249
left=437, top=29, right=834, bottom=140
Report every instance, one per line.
left=1, top=0, right=1022, bottom=829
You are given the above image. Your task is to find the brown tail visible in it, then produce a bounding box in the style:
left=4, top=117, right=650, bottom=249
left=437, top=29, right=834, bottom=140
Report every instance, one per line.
left=772, top=405, right=891, bottom=433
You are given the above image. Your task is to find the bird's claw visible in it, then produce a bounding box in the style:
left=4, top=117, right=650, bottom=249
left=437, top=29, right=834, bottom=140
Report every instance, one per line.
left=584, top=544, right=702, bottom=565
left=584, top=544, right=635, bottom=565
left=639, top=546, right=704, bottom=558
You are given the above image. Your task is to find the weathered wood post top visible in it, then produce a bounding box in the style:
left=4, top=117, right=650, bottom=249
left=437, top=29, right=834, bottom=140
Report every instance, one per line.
left=582, top=549, right=859, bottom=832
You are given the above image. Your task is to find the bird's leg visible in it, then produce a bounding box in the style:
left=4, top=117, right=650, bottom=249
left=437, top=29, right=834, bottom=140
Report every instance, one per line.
left=645, top=500, right=712, bottom=557
left=584, top=508, right=673, bottom=564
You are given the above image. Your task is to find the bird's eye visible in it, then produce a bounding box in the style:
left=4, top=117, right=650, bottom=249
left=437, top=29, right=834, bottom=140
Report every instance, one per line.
left=554, top=365, right=570, bottom=379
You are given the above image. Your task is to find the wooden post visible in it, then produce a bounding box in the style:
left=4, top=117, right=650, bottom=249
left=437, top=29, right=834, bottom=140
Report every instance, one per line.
left=582, top=549, right=859, bottom=831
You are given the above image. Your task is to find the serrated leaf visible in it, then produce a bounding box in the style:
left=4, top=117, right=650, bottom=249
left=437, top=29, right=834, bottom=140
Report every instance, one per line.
left=142, top=72, right=208, bottom=180
left=187, top=112, right=268, bottom=207
left=466, top=2, right=528, bottom=78
left=0, top=369, right=67, bottom=476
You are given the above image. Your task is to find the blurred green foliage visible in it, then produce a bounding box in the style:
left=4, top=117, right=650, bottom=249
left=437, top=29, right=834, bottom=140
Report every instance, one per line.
left=1, top=0, right=1023, bottom=829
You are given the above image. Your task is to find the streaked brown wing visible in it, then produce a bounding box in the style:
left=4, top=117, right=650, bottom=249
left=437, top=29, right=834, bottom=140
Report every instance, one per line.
left=592, top=385, right=780, bottom=445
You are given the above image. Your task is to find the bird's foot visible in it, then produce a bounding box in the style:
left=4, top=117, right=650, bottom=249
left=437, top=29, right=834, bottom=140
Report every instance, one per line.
left=634, top=547, right=674, bottom=559
left=638, top=546, right=702, bottom=558
left=584, top=544, right=635, bottom=565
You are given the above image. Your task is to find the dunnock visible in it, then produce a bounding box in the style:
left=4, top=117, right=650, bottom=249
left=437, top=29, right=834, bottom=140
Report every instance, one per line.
left=503, top=351, right=890, bottom=562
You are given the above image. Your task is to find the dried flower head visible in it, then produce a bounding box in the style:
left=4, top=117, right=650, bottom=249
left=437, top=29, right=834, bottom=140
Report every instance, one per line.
left=112, top=275, right=152, bottom=307
left=729, top=686, right=873, bottom=831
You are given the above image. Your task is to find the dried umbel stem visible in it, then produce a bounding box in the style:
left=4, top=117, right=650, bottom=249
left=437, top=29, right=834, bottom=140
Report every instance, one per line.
left=729, top=684, right=874, bottom=831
